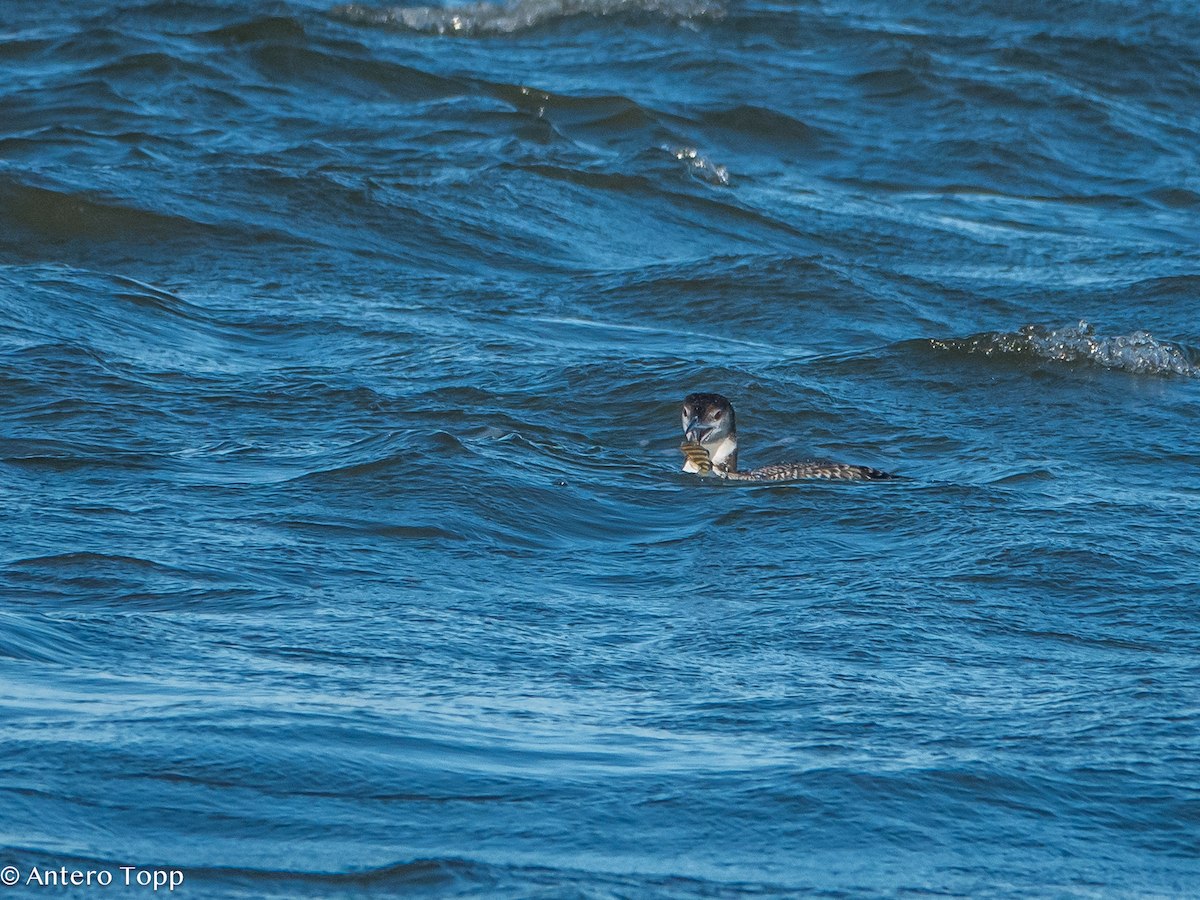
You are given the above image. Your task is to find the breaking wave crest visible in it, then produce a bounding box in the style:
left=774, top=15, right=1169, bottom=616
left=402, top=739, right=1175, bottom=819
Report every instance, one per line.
left=930, top=320, right=1200, bottom=377
left=329, top=0, right=726, bottom=35
left=663, top=145, right=730, bottom=185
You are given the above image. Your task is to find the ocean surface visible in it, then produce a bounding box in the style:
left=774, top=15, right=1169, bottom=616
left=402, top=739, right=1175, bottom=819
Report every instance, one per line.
left=2, top=0, right=1199, bottom=897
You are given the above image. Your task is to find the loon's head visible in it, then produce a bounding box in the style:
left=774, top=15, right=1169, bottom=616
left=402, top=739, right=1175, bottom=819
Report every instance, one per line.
left=680, top=392, right=738, bottom=473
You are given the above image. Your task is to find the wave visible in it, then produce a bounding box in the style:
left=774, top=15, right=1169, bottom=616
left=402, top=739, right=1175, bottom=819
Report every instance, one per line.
left=329, top=0, right=726, bottom=36
left=929, top=320, right=1200, bottom=377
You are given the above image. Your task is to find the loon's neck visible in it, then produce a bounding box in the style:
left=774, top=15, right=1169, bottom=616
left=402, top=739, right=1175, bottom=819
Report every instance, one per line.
left=705, top=433, right=738, bottom=473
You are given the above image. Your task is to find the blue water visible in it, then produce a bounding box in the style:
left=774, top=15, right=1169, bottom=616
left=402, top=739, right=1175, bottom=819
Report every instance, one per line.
left=2, top=0, right=1199, bottom=897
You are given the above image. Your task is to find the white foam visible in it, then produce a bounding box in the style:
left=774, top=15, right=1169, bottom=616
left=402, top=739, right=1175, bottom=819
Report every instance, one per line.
left=330, top=0, right=726, bottom=35
left=935, top=320, right=1200, bottom=377
left=663, top=145, right=731, bottom=186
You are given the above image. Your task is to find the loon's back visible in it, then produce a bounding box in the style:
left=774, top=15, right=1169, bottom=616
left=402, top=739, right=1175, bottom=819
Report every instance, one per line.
left=725, top=461, right=895, bottom=482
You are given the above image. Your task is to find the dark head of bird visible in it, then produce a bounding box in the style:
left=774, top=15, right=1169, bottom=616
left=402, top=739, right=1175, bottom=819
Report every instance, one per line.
left=681, top=392, right=736, bottom=444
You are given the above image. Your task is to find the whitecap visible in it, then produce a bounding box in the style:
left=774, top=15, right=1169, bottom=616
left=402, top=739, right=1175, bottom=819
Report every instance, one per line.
left=330, top=0, right=726, bottom=36
left=662, top=145, right=731, bottom=186
left=932, top=320, right=1200, bottom=377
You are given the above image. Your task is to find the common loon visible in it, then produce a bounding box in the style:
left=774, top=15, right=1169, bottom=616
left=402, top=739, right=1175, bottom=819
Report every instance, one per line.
left=680, top=392, right=895, bottom=481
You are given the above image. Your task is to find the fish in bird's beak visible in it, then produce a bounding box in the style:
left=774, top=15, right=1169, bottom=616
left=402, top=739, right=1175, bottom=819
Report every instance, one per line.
left=679, top=441, right=713, bottom=474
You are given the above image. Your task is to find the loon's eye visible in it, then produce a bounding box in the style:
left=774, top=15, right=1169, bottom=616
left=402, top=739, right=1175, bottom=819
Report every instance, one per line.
left=682, top=406, right=691, bottom=417
left=712, top=410, right=723, bottom=420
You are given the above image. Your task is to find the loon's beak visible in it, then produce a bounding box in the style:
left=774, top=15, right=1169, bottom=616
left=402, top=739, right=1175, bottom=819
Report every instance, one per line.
left=684, top=419, right=712, bottom=443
